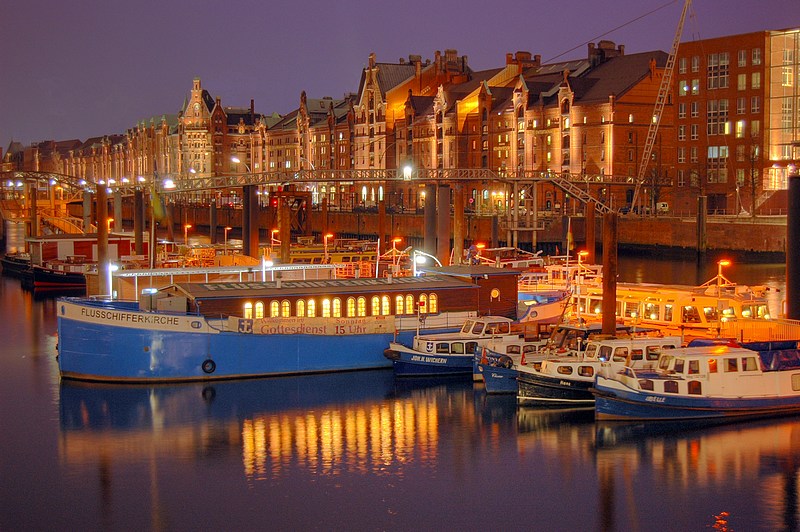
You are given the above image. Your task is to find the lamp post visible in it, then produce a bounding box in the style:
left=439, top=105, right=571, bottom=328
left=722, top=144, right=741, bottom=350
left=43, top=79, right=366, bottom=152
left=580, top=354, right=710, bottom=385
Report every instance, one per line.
left=224, top=226, right=232, bottom=254
left=271, top=229, right=280, bottom=254
left=184, top=223, right=192, bottom=245
left=412, top=249, right=443, bottom=276
left=107, top=217, right=114, bottom=232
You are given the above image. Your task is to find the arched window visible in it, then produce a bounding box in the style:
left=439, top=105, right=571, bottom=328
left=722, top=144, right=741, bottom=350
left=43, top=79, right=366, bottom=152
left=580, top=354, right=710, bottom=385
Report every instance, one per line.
left=322, top=299, right=331, bottom=317
left=270, top=301, right=280, bottom=317
left=332, top=298, right=342, bottom=317
left=281, top=300, right=291, bottom=317
left=296, top=299, right=306, bottom=317
left=307, top=299, right=316, bottom=317
left=357, top=297, right=367, bottom=317
left=405, top=295, right=415, bottom=314
left=419, top=294, right=428, bottom=313
left=428, top=293, right=438, bottom=313
left=381, top=295, right=390, bottom=315
left=395, top=295, right=404, bottom=315
left=371, top=296, right=380, bottom=316
left=244, top=302, right=253, bottom=319
left=346, top=297, right=356, bottom=317
left=254, top=301, right=264, bottom=319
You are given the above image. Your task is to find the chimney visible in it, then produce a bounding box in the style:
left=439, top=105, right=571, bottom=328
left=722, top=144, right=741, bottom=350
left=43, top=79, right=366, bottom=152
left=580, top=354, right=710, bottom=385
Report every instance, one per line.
left=250, top=99, right=254, bottom=122
left=506, top=53, right=513, bottom=65
left=369, top=52, right=376, bottom=68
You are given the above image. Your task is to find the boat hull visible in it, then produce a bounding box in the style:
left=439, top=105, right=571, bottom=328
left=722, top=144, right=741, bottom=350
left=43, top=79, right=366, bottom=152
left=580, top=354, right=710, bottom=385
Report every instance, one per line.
left=477, top=364, right=518, bottom=394
left=27, top=266, right=86, bottom=290
left=593, top=381, right=800, bottom=421
left=516, top=371, right=594, bottom=406
left=384, top=343, right=473, bottom=376
left=1, top=255, right=31, bottom=277
left=57, top=299, right=445, bottom=383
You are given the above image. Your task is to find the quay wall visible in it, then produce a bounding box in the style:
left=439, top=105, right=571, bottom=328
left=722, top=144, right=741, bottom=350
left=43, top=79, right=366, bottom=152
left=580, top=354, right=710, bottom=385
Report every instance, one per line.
left=134, top=205, right=788, bottom=255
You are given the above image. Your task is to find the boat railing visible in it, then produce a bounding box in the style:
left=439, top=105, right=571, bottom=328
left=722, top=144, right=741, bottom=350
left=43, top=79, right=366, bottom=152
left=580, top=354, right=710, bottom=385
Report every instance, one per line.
left=720, top=317, right=800, bottom=342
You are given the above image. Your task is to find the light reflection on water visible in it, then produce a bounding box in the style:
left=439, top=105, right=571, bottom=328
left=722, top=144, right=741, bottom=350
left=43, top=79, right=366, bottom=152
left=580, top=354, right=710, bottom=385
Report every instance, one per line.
left=1, top=254, right=796, bottom=530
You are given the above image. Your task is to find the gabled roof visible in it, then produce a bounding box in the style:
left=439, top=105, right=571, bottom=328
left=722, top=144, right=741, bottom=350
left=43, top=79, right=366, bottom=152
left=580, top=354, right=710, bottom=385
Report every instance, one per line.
left=356, top=62, right=417, bottom=99
left=408, top=95, right=434, bottom=116
left=576, top=50, right=668, bottom=103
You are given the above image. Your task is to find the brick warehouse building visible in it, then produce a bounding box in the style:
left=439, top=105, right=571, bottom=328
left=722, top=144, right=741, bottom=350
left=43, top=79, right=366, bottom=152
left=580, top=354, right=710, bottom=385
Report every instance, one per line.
left=3, top=29, right=798, bottom=218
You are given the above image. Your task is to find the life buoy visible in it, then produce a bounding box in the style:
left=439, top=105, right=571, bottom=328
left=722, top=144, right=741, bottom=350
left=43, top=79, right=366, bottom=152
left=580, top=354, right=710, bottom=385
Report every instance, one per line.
left=202, top=359, right=216, bottom=374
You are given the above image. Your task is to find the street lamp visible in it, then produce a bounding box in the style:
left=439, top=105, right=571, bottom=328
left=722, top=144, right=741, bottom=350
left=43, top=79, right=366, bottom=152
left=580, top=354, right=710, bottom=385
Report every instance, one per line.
left=224, top=226, right=232, bottom=254
left=184, top=223, right=192, bottom=245
left=106, top=217, right=114, bottom=232
left=412, top=249, right=443, bottom=276
left=271, top=229, right=280, bottom=254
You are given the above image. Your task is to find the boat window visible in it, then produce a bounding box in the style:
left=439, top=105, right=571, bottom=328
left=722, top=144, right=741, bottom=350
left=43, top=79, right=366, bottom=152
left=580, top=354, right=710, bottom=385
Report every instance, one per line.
left=742, top=357, right=759, bottom=371
left=613, top=347, right=629, bottom=362
left=639, top=379, right=654, bottom=391
left=703, top=306, right=719, bottom=321
left=342, top=256, right=351, bottom=262
left=644, top=303, right=660, bottom=320
left=429, top=293, right=438, bottom=313
left=255, top=301, right=264, bottom=319
left=296, top=300, right=306, bottom=317
left=557, top=365, right=573, bottom=375
left=332, top=298, right=342, bottom=317
left=322, top=299, right=331, bottom=317
left=244, top=301, right=253, bottom=319
left=507, top=345, right=521, bottom=355
left=486, top=322, right=508, bottom=335
left=471, top=322, right=486, bottom=335
left=578, top=366, right=594, bottom=377
left=688, top=381, right=702, bottom=395
left=466, top=341, right=478, bottom=354
left=584, top=345, right=598, bottom=359
left=381, top=296, right=390, bottom=316
left=793, top=374, right=800, bottom=391
left=419, top=294, right=428, bottom=314
left=630, top=349, right=643, bottom=361
left=682, top=306, right=702, bottom=323
left=588, top=298, right=602, bottom=315
left=664, top=304, right=674, bottom=322
left=371, top=296, right=380, bottom=316
left=436, top=342, right=450, bottom=354
left=460, top=320, right=475, bottom=334
left=624, top=301, right=639, bottom=318
left=451, top=343, right=465, bottom=354
left=708, top=358, right=718, bottom=373
left=270, top=300, right=280, bottom=317
left=674, top=359, right=685, bottom=374
left=664, top=380, right=679, bottom=393
left=658, top=355, right=674, bottom=371
left=357, top=297, right=366, bottom=317
left=281, top=300, right=291, bottom=317
left=688, top=360, right=700, bottom=374
left=646, top=346, right=661, bottom=361
left=598, top=345, right=612, bottom=362
left=405, top=295, right=414, bottom=314
left=523, top=345, right=540, bottom=354
left=395, top=295, right=404, bottom=315
left=725, top=358, right=738, bottom=372
left=307, top=299, right=316, bottom=317
left=346, top=297, right=356, bottom=317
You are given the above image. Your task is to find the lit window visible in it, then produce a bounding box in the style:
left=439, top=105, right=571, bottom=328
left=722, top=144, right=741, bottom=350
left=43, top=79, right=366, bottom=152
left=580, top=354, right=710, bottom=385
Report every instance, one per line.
left=332, top=298, right=342, bottom=317
left=347, top=297, right=356, bottom=317
left=307, top=299, right=316, bottom=317
left=381, top=296, right=390, bottom=315
left=244, top=302, right=253, bottom=319
left=371, top=296, right=380, bottom=316
left=281, top=300, right=290, bottom=317
left=255, top=301, right=264, bottom=319
left=322, top=299, right=331, bottom=317
left=296, top=299, right=305, bottom=317
left=357, top=297, right=366, bottom=317
left=419, top=294, right=428, bottom=313
left=270, top=301, right=280, bottom=317
left=405, top=295, right=414, bottom=314
left=429, top=293, right=438, bottom=313
left=395, top=295, right=404, bottom=314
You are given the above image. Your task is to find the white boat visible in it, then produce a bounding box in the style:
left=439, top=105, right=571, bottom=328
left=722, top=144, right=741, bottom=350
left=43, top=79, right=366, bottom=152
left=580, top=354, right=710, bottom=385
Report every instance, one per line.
left=516, top=332, right=682, bottom=406
left=575, top=270, right=772, bottom=342
left=592, top=339, right=800, bottom=421
left=383, top=316, right=530, bottom=377
left=475, top=335, right=550, bottom=393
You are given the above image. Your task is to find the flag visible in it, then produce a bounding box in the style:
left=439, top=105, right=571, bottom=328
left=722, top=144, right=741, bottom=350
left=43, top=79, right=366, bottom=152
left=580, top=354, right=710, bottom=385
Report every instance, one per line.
left=566, top=217, right=574, bottom=252
left=150, top=161, right=166, bottom=222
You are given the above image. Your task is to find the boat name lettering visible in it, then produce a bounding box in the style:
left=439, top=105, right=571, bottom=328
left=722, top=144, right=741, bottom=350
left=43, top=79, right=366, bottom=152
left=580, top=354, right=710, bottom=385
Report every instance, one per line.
left=410, top=355, right=447, bottom=364
left=80, top=307, right=180, bottom=326
left=559, top=380, right=572, bottom=387
left=645, top=396, right=666, bottom=403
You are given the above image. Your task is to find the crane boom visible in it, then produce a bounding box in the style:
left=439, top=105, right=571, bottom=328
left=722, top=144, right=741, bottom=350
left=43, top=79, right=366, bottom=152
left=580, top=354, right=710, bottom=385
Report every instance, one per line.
left=630, top=0, right=691, bottom=212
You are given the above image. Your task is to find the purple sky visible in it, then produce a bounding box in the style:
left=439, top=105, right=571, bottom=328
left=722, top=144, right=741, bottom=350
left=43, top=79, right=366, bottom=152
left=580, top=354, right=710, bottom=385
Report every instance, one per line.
left=1, top=0, right=797, bottom=152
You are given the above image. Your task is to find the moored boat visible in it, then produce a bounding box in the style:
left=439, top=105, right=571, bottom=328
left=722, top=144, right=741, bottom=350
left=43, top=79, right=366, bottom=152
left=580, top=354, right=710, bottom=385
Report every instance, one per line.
left=592, top=340, right=800, bottom=421
left=0, top=252, right=31, bottom=277
left=383, top=316, right=524, bottom=377
left=475, top=335, right=550, bottom=393
left=516, top=331, right=682, bottom=407
left=57, top=273, right=487, bottom=383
